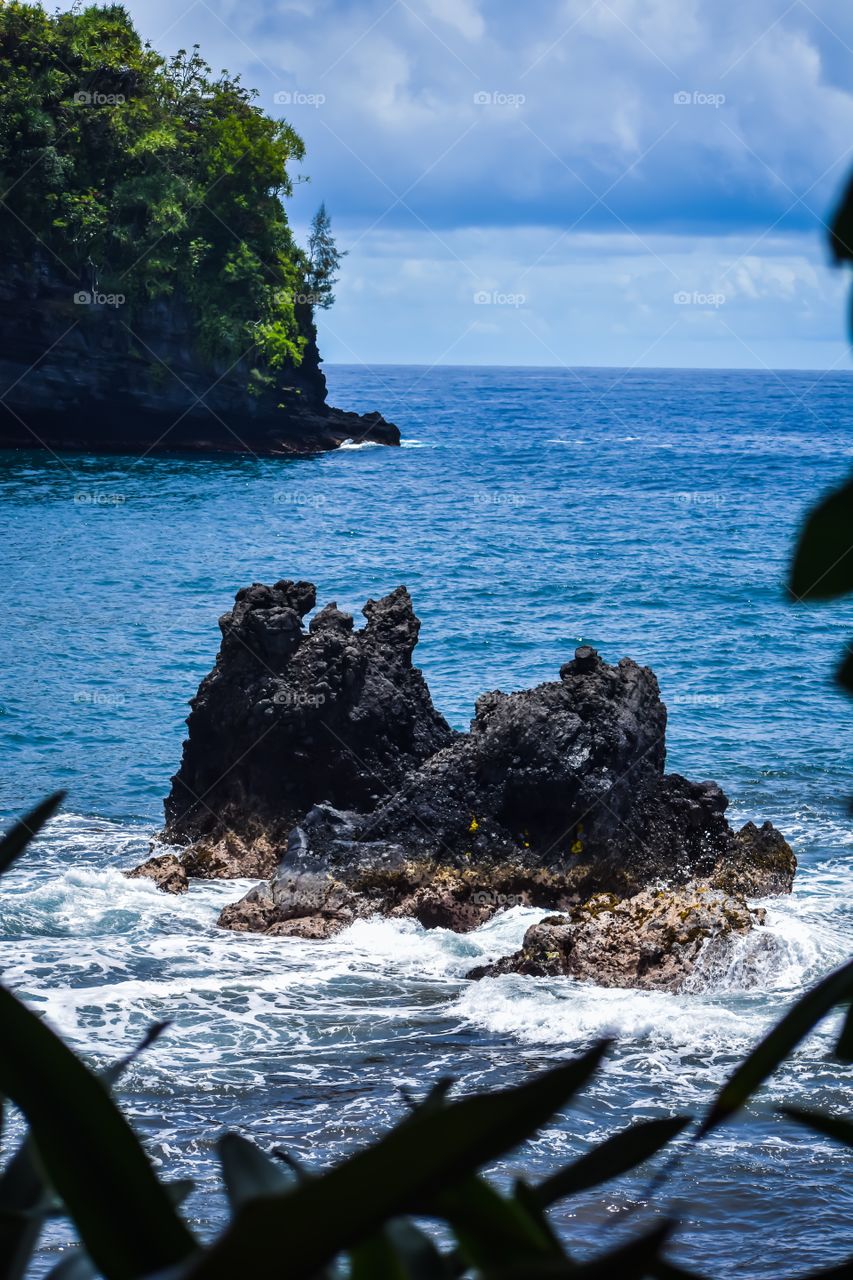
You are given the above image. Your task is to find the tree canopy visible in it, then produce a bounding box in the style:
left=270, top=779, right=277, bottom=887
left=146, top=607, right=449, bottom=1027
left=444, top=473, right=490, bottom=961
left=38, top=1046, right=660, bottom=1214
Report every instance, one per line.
left=0, top=2, right=339, bottom=376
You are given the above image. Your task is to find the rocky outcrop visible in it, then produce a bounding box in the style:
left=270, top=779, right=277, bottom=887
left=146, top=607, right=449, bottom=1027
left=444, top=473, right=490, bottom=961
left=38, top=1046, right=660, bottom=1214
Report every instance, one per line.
left=126, top=853, right=188, bottom=895
left=0, top=256, right=398, bottom=456
left=131, top=581, right=796, bottom=959
left=159, top=581, right=454, bottom=880
left=466, top=884, right=765, bottom=992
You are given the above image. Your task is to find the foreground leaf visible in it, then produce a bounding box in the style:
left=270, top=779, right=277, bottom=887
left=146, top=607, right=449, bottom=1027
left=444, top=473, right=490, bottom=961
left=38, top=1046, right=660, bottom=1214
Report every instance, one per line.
left=835, top=1001, right=853, bottom=1062
left=0, top=793, right=65, bottom=877
left=482, top=1221, right=671, bottom=1278
left=789, top=477, right=853, bottom=601
left=217, top=1134, right=295, bottom=1209
left=434, top=1175, right=562, bottom=1271
left=45, top=1251, right=98, bottom=1280
left=780, top=1106, right=853, bottom=1148
left=351, top=1222, right=452, bottom=1280
left=188, top=1042, right=609, bottom=1279
left=0, top=1138, right=57, bottom=1279
left=0, top=984, right=197, bottom=1280
left=525, top=1115, right=691, bottom=1208
left=697, top=958, right=853, bottom=1137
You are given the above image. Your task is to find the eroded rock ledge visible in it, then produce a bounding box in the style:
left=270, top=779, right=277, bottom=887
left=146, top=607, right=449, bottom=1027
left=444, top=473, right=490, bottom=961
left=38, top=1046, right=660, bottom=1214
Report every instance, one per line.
left=131, top=580, right=795, bottom=986
left=467, top=885, right=766, bottom=992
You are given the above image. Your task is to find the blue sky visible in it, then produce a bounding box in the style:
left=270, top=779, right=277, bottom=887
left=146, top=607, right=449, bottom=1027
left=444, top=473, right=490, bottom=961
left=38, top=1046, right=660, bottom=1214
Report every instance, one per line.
left=59, top=0, right=853, bottom=368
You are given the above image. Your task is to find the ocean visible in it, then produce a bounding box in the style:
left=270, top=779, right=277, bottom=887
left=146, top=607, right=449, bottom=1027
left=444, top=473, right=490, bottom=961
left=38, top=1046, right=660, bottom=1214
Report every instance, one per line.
left=1, top=364, right=852, bottom=1276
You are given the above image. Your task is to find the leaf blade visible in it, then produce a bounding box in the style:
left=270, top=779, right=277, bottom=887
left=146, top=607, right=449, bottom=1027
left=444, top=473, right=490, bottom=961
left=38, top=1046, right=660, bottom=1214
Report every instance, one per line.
left=189, top=1042, right=609, bottom=1279
left=0, top=983, right=197, bottom=1280
left=697, top=958, right=853, bottom=1137
left=0, top=793, right=65, bottom=877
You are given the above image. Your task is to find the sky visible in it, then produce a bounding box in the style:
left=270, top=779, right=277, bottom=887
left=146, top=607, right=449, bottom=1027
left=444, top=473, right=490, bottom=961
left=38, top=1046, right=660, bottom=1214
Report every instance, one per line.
left=55, top=0, right=853, bottom=369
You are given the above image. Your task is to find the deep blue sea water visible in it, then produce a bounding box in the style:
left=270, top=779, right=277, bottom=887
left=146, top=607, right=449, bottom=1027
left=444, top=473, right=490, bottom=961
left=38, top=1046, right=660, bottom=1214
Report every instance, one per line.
left=1, top=364, right=852, bottom=1277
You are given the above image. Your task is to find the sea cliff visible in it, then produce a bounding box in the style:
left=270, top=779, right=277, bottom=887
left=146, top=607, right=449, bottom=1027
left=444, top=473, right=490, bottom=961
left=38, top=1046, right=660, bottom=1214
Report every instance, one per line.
left=0, top=256, right=398, bottom=456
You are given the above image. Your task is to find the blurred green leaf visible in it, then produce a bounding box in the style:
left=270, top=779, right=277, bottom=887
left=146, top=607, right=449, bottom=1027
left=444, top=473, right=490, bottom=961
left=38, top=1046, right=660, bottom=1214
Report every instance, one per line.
left=188, top=1042, right=609, bottom=1279
left=780, top=1106, right=853, bottom=1147
left=829, top=174, right=853, bottom=263
left=434, top=1176, right=562, bottom=1270
left=217, top=1134, right=295, bottom=1210
left=351, top=1223, right=452, bottom=1280
left=102, top=1022, right=171, bottom=1089
left=0, top=792, right=65, bottom=877
left=835, top=647, right=853, bottom=698
left=524, top=1115, right=691, bottom=1208
left=835, top=1001, right=853, bottom=1062
left=45, top=1250, right=98, bottom=1279
left=482, top=1221, right=671, bottom=1277
left=697, top=958, right=853, bottom=1137
left=165, top=1181, right=196, bottom=1210
left=0, top=983, right=197, bottom=1280
left=384, top=1220, right=453, bottom=1278
left=790, top=477, right=853, bottom=601
left=0, top=1138, right=56, bottom=1279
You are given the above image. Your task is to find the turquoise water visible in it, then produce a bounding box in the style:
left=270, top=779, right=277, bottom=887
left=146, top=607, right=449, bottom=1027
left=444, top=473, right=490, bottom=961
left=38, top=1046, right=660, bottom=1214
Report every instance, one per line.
left=1, top=364, right=852, bottom=1275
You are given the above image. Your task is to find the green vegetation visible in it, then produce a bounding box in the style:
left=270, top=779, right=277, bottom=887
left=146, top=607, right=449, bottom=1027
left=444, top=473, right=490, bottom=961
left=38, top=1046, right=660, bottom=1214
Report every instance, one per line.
left=0, top=2, right=341, bottom=376
left=0, top=794, right=851, bottom=1279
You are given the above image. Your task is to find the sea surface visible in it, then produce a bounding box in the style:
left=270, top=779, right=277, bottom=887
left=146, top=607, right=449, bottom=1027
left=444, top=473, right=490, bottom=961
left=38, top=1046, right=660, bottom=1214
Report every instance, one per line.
left=1, top=365, right=853, bottom=1277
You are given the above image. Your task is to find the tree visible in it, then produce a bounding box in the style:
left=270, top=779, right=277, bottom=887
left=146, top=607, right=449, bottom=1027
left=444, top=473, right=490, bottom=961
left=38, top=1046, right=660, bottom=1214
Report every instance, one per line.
left=305, top=201, right=346, bottom=308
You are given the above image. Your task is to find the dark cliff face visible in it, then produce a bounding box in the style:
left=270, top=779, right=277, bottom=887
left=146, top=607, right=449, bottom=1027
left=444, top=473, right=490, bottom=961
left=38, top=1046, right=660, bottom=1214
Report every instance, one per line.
left=0, top=257, right=399, bottom=456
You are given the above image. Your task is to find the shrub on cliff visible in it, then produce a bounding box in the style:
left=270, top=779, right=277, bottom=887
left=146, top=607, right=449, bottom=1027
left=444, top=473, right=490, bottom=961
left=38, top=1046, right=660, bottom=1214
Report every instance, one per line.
left=0, top=2, right=321, bottom=374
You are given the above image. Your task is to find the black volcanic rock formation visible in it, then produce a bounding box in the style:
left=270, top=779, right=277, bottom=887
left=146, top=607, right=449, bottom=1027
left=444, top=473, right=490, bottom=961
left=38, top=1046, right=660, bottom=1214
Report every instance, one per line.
left=161, top=580, right=454, bottom=878
left=0, top=257, right=398, bottom=457
left=133, top=581, right=796, bottom=956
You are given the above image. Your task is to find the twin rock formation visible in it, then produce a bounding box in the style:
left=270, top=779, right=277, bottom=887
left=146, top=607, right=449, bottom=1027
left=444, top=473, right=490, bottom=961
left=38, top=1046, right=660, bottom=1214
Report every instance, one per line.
left=130, top=580, right=795, bottom=992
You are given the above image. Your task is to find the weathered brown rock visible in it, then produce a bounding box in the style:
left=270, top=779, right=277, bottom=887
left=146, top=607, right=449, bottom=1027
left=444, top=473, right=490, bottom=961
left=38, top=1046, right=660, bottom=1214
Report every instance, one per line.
left=711, top=821, right=796, bottom=897
left=126, top=853, right=188, bottom=895
left=467, top=884, right=766, bottom=992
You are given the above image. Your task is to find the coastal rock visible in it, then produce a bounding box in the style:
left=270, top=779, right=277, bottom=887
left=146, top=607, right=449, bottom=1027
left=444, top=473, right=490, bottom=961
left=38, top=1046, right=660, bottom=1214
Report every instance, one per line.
left=130, top=579, right=794, bottom=964
left=714, top=821, right=796, bottom=897
left=126, top=853, right=188, bottom=895
left=155, top=582, right=454, bottom=878
left=0, top=256, right=399, bottom=457
left=466, top=884, right=766, bottom=992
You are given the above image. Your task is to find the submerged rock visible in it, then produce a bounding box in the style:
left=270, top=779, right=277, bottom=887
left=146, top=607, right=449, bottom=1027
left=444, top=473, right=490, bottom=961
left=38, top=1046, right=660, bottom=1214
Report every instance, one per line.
left=131, top=580, right=795, bottom=972
left=466, top=884, right=766, bottom=992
